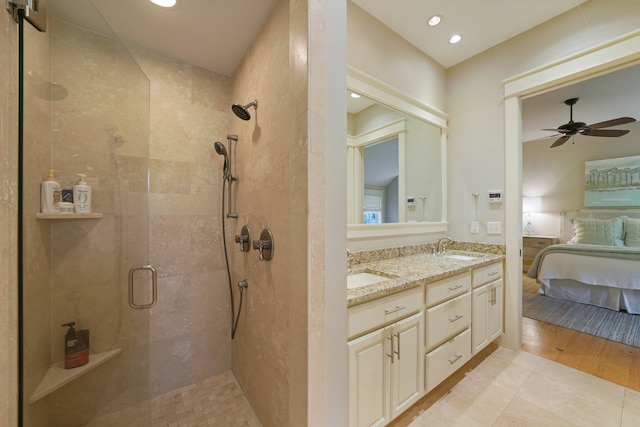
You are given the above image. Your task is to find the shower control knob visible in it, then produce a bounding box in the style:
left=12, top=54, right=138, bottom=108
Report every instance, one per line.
left=235, top=225, right=251, bottom=252
left=253, top=228, right=274, bottom=261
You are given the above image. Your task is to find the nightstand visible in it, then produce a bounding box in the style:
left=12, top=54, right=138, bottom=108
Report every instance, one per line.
left=522, top=235, right=558, bottom=273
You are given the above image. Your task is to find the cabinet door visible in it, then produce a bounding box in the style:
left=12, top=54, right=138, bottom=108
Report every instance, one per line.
left=348, top=328, right=389, bottom=427
left=390, top=312, right=423, bottom=418
left=471, top=284, right=490, bottom=355
left=488, top=279, right=504, bottom=342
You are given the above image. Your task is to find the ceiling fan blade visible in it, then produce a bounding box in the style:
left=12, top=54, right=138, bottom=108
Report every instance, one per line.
left=527, top=133, right=561, bottom=143
left=582, top=129, right=630, bottom=137
left=542, top=128, right=564, bottom=132
left=586, top=117, right=636, bottom=129
left=550, top=135, right=571, bottom=148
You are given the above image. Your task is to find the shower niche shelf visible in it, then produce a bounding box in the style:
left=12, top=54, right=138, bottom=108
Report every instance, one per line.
left=30, top=348, right=121, bottom=404
left=36, top=213, right=103, bottom=220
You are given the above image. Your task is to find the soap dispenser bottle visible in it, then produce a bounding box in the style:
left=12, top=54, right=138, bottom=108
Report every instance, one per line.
left=73, top=173, right=92, bottom=213
left=40, top=169, right=62, bottom=213
left=62, top=322, right=90, bottom=369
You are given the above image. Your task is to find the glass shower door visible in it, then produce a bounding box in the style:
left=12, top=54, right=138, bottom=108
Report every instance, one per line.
left=21, top=1, right=153, bottom=425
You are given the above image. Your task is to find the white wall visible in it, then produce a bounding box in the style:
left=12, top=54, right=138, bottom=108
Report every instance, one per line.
left=447, top=0, right=640, bottom=243
left=523, top=124, right=640, bottom=238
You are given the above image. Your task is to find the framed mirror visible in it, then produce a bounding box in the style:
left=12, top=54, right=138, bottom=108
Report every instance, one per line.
left=347, top=67, right=448, bottom=240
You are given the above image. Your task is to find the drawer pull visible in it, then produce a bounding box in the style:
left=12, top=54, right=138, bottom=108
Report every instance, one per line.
left=384, top=305, right=406, bottom=315
left=449, top=314, right=463, bottom=323
left=448, top=353, right=463, bottom=365
left=488, top=271, right=499, bottom=276
left=448, top=284, right=463, bottom=291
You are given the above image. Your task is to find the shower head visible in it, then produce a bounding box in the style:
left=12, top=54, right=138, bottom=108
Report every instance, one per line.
left=231, top=99, right=258, bottom=121
left=214, top=141, right=229, bottom=178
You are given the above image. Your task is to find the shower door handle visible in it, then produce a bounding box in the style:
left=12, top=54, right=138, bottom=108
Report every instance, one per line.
left=128, top=265, right=158, bottom=309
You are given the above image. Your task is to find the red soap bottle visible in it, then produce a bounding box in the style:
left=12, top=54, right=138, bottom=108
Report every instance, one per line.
left=62, top=322, right=90, bottom=369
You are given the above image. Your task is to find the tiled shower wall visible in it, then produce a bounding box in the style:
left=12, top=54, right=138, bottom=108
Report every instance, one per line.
left=229, top=0, right=315, bottom=425
left=0, top=8, right=19, bottom=427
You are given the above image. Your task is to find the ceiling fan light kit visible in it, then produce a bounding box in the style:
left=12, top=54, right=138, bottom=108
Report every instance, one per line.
left=542, top=98, right=636, bottom=148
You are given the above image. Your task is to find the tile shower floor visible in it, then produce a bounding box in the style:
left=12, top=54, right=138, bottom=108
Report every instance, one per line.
left=151, top=371, right=261, bottom=427
left=87, top=371, right=260, bottom=427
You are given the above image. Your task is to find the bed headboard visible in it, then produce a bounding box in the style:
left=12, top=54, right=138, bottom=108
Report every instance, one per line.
left=561, top=209, right=640, bottom=243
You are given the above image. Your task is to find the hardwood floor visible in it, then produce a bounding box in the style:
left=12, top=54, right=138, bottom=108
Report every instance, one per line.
left=389, top=278, right=640, bottom=426
left=522, top=278, right=640, bottom=392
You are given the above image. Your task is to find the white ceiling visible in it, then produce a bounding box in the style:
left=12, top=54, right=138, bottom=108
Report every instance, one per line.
left=48, top=0, right=588, bottom=77
left=351, top=0, right=588, bottom=69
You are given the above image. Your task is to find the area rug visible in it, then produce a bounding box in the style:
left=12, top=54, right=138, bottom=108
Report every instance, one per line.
left=522, top=277, right=640, bottom=348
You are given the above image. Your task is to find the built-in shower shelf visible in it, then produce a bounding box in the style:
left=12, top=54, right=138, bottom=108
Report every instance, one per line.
left=36, top=213, right=103, bottom=220
left=30, top=348, right=121, bottom=404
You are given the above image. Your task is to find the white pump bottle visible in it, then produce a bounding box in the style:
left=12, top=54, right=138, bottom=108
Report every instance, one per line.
left=73, top=174, right=92, bottom=213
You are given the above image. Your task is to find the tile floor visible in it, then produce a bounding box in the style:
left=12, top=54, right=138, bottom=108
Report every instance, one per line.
left=150, top=371, right=261, bottom=427
left=86, top=370, right=261, bottom=426
left=405, top=347, right=640, bottom=427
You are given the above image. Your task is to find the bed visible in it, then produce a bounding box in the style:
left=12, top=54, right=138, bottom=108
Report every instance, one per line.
left=527, top=209, right=640, bottom=314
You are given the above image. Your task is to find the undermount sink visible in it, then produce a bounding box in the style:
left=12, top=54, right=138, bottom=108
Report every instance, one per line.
left=347, top=272, right=391, bottom=289
left=444, top=254, right=476, bottom=261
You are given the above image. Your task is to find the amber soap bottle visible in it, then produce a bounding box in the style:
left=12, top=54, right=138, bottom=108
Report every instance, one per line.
left=62, top=322, right=90, bottom=369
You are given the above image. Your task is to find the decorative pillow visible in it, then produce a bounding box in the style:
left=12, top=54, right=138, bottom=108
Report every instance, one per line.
left=625, top=217, right=640, bottom=247
left=570, top=216, right=625, bottom=246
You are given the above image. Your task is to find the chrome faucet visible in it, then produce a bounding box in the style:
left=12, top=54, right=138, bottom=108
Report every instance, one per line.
left=436, top=237, right=453, bottom=255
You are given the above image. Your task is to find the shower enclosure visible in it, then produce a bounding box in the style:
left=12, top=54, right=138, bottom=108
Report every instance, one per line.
left=20, top=2, right=155, bottom=425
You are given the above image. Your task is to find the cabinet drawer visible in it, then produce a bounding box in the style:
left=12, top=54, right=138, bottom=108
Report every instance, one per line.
left=472, top=262, right=503, bottom=288
left=523, top=246, right=541, bottom=259
left=523, top=237, right=556, bottom=249
left=425, top=292, right=470, bottom=351
left=425, top=273, right=470, bottom=308
left=348, top=287, right=423, bottom=339
left=425, top=328, right=471, bottom=393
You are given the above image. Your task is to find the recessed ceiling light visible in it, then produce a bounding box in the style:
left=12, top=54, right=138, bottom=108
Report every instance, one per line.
left=449, top=34, right=462, bottom=44
left=427, top=15, right=441, bottom=27
left=350, top=92, right=361, bottom=99
left=149, top=0, right=177, bottom=7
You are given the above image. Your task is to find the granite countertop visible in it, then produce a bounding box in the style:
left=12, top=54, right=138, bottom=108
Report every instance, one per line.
left=347, top=251, right=504, bottom=307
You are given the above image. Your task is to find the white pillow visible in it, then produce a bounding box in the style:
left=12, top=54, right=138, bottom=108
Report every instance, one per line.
left=625, top=217, right=640, bottom=247
left=570, top=216, right=625, bottom=246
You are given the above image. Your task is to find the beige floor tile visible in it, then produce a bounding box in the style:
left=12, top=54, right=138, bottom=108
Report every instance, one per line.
left=622, top=388, right=640, bottom=427
left=409, top=377, right=515, bottom=426
left=516, top=360, right=624, bottom=427
left=494, top=396, right=577, bottom=427
left=534, top=358, right=626, bottom=404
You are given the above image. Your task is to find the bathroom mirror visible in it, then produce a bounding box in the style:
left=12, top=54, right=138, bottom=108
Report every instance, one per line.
left=347, top=67, right=448, bottom=239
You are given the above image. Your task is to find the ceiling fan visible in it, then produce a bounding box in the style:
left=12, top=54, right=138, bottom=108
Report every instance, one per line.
left=542, top=98, right=636, bottom=148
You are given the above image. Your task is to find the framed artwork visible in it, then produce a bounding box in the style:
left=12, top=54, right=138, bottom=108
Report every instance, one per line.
left=585, top=155, right=640, bottom=207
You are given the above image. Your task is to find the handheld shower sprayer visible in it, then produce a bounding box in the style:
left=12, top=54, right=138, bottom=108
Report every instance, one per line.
left=231, top=99, right=258, bottom=121
left=214, top=141, right=229, bottom=180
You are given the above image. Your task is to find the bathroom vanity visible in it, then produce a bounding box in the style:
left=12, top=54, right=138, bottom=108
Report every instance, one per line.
left=347, top=249, right=504, bottom=427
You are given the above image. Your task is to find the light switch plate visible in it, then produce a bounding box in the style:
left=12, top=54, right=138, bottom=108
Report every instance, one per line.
left=470, top=221, right=480, bottom=234
left=487, top=221, right=502, bottom=235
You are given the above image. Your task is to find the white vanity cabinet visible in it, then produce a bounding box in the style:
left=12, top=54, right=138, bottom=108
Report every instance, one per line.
left=471, top=261, right=504, bottom=354
left=423, top=272, right=472, bottom=393
left=348, top=287, right=424, bottom=427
